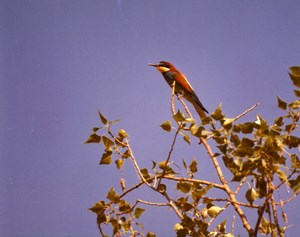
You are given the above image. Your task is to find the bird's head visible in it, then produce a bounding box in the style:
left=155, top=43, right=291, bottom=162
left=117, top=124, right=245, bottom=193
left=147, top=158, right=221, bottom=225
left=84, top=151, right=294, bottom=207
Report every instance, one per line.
left=148, top=61, right=174, bottom=73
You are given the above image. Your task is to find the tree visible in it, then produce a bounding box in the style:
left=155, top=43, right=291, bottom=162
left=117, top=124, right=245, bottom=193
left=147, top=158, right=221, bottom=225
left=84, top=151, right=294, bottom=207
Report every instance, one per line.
left=85, top=66, right=300, bottom=237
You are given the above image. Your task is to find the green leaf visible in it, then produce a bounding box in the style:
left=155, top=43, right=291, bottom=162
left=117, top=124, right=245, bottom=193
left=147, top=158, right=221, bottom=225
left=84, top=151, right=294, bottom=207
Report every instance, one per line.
left=92, top=127, right=100, bottom=132
left=289, top=179, right=300, bottom=193
left=119, top=200, right=131, bottom=212
left=189, top=123, right=199, bottom=136
left=180, top=131, right=190, bottom=145
left=182, top=159, right=188, bottom=169
left=146, top=232, right=156, bottom=237
left=189, top=158, right=198, bottom=173
left=241, top=122, right=254, bottom=134
left=230, top=133, right=240, bottom=147
left=100, top=151, right=112, bottom=165
left=106, top=188, right=120, bottom=203
left=98, top=111, right=108, bottom=124
left=288, top=100, right=300, bottom=109
left=160, top=120, right=172, bottom=132
left=157, top=183, right=167, bottom=192
left=259, top=216, right=270, bottom=234
left=274, top=116, right=284, bottom=127
left=140, top=168, right=152, bottom=182
left=173, top=109, right=186, bottom=122
left=289, top=66, right=300, bottom=88
left=276, top=169, right=288, bottom=182
left=217, top=219, right=227, bottom=233
left=89, top=201, right=105, bottom=214
left=115, top=159, right=123, bottom=170
left=277, top=96, right=287, bottom=110
left=245, top=188, right=258, bottom=205
left=134, top=208, right=145, bottom=219
left=222, top=118, right=235, bottom=127
left=211, top=103, right=224, bottom=121
left=84, top=133, right=101, bottom=144
left=151, top=160, right=156, bottom=169
left=118, top=129, right=128, bottom=139
left=294, top=89, right=300, bottom=97
left=176, top=181, right=192, bottom=193
left=256, top=178, right=267, bottom=198
left=174, top=223, right=184, bottom=232
left=102, top=136, right=114, bottom=149
left=291, top=154, right=300, bottom=169
left=207, top=204, right=224, bottom=218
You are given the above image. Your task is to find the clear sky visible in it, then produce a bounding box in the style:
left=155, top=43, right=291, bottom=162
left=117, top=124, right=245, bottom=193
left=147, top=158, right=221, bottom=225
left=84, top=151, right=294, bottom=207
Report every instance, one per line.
left=1, top=1, right=299, bottom=236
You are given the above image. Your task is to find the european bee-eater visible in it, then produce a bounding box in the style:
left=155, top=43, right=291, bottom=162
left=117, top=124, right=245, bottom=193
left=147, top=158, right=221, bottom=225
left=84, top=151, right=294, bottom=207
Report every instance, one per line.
left=149, top=61, right=208, bottom=118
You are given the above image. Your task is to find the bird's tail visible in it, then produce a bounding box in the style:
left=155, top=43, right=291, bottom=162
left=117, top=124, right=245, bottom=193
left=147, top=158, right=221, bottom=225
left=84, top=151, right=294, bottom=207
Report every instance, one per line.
left=191, top=100, right=207, bottom=118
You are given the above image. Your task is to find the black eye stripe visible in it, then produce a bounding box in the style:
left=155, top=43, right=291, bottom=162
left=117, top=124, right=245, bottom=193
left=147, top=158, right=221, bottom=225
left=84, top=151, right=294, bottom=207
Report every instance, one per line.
left=159, top=62, right=170, bottom=68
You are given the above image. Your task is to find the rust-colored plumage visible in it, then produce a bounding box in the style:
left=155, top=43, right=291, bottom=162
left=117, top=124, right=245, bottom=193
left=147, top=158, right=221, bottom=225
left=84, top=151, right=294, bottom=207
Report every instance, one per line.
left=149, top=61, right=208, bottom=119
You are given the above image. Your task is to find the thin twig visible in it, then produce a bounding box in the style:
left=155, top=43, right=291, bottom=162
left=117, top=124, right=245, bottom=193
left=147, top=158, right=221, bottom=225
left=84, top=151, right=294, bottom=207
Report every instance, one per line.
left=232, top=103, right=259, bottom=122
left=231, top=215, right=236, bottom=234
left=163, top=175, right=225, bottom=190
left=157, top=125, right=181, bottom=187
left=200, top=137, right=254, bottom=235
left=177, top=96, right=193, bottom=119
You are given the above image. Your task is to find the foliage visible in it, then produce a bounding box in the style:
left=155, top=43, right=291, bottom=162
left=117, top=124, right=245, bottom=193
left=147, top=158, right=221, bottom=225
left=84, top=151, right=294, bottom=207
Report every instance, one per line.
left=85, top=67, right=300, bottom=237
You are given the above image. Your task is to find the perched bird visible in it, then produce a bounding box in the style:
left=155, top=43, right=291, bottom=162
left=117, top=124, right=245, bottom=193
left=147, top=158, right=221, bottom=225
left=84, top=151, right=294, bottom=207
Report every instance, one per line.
left=149, top=61, right=208, bottom=118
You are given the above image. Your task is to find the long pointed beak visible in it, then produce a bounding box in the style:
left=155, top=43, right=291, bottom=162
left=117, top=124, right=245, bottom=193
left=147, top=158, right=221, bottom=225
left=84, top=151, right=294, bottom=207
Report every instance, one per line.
left=148, top=63, right=158, bottom=67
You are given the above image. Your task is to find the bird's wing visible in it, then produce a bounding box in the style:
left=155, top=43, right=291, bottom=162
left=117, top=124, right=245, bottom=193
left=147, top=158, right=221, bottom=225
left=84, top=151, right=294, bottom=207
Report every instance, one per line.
left=173, top=72, right=196, bottom=95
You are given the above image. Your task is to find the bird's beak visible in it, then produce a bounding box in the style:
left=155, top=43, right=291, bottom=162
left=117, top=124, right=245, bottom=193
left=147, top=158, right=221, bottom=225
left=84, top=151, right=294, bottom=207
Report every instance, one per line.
left=148, top=63, right=158, bottom=67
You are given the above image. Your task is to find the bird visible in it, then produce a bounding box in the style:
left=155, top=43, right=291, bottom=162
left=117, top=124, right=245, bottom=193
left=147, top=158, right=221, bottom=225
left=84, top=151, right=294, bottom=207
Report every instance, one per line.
left=148, top=61, right=208, bottom=118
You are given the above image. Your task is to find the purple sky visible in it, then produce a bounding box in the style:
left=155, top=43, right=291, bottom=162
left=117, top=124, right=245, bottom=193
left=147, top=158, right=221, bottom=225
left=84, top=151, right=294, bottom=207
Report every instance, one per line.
left=1, top=1, right=299, bottom=236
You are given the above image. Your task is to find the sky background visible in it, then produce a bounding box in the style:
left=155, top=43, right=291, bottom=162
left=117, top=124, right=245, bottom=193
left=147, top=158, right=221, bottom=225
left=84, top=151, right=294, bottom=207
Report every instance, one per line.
left=1, top=0, right=300, bottom=236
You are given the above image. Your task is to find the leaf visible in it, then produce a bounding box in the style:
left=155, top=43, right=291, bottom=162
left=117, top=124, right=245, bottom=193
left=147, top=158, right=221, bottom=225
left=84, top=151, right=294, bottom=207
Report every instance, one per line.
left=182, top=159, right=188, bottom=169
left=118, top=129, right=128, bottom=139
left=289, top=66, right=300, bottom=88
left=98, top=111, right=108, bottom=124
left=174, top=223, right=184, bottom=232
left=189, top=158, right=198, bottom=173
left=102, top=136, right=114, bottom=149
left=217, top=219, right=227, bottom=233
left=274, top=116, right=284, bottom=127
left=89, top=201, right=105, bottom=214
left=140, top=168, right=152, bottom=182
left=245, top=188, right=258, bottom=205
left=291, top=154, right=300, bottom=169
left=256, top=178, right=267, bottom=198
left=84, top=133, right=101, bottom=144
left=173, top=109, right=186, bottom=122
left=294, top=89, right=300, bottom=97
left=230, top=133, right=240, bottom=147
left=240, top=122, right=254, bottom=133
left=180, top=131, right=190, bottom=145
left=134, top=208, right=145, bottom=219
left=106, top=188, right=120, bottom=204
left=277, top=96, right=287, bottom=110
left=119, top=200, right=131, bottom=212
left=176, top=181, right=192, bottom=193
left=222, top=118, right=235, bottom=127
left=207, top=204, right=224, bottom=218
left=259, top=216, right=270, bottom=234
left=289, top=179, right=300, bottom=193
left=288, top=100, right=300, bottom=109
left=211, top=103, right=224, bottom=121
left=160, top=120, right=172, bottom=132
left=157, top=183, right=167, bottom=192
left=115, top=159, right=124, bottom=170
left=92, top=127, right=100, bottom=132
left=276, top=169, right=288, bottom=182
left=146, top=232, right=156, bottom=237
left=100, top=151, right=112, bottom=165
